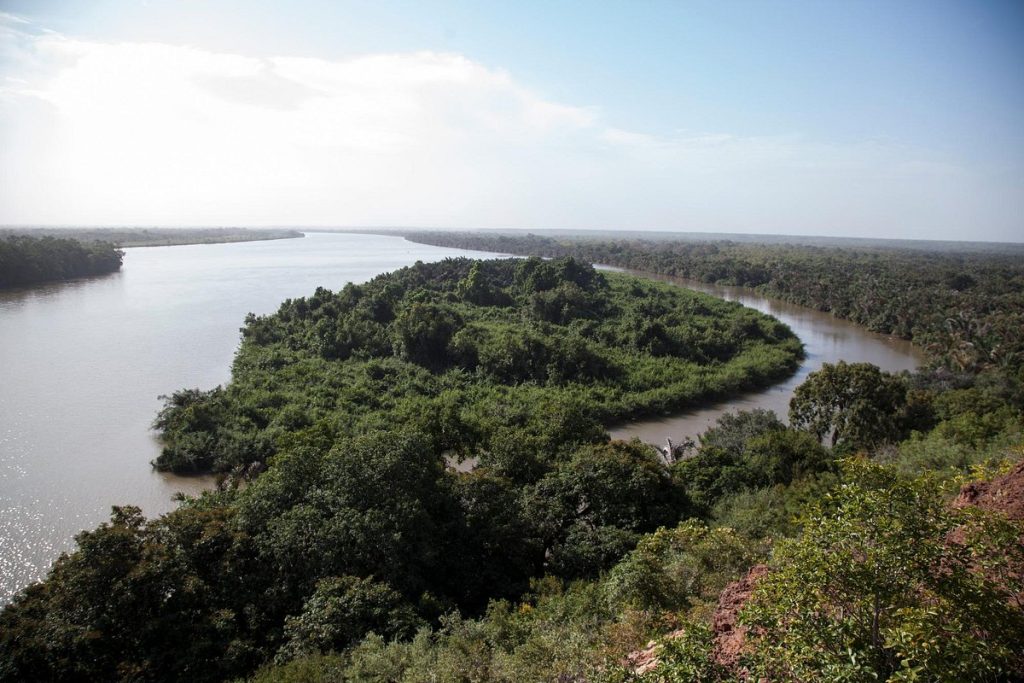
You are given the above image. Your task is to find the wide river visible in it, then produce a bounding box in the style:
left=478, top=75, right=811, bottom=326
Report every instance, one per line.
left=0, top=232, right=501, bottom=603
left=0, top=233, right=924, bottom=603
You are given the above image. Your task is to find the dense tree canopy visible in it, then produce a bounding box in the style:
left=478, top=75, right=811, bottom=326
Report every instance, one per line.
left=403, top=232, right=1024, bottom=385
left=0, top=257, right=805, bottom=682
left=789, top=361, right=909, bottom=449
left=153, top=257, right=802, bottom=474
left=0, top=235, right=123, bottom=288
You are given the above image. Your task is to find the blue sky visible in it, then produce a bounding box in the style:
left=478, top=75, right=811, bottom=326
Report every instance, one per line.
left=1, top=0, right=1022, bottom=240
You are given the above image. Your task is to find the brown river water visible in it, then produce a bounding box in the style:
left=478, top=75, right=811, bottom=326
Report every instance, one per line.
left=0, top=235, right=923, bottom=603
left=0, top=232, right=502, bottom=603
left=609, top=270, right=925, bottom=445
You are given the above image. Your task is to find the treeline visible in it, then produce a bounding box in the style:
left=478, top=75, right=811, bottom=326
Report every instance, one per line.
left=402, top=232, right=1024, bottom=382
left=0, top=235, right=123, bottom=288
left=0, top=227, right=303, bottom=248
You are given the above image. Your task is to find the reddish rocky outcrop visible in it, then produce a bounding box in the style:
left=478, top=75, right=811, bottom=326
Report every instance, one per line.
left=710, top=563, right=769, bottom=668
left=953, top=459, right=1024, bottom=521
left=624, top=564, right=769, bottom=676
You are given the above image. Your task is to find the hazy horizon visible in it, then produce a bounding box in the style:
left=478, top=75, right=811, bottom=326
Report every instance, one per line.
left=2, top=1, right=1022, bottom=242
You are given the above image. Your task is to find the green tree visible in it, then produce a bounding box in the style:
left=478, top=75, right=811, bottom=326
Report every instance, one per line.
left=276, top=576, right=422, bottom=662
left=789, top=361, right=908, bottom=449
left=391, top=302, right=463, bottom=371
left=742, top=461, right=1024, bottom=681
left=604, top=520, right=763, bottom=613
left=522, top=440, right=684, bottom=578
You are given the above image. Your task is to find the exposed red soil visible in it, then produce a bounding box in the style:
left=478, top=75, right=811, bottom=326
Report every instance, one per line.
left=953, top=459, right=1024, bottom=521
left=710, top=563, right=769, bottom=669
left=624, top=564, right=768, bottom=676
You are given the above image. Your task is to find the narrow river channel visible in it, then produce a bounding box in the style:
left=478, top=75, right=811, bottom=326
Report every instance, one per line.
left=0, top=234, right=924, bottom=604
left=609, top=270, right=925, bottom=445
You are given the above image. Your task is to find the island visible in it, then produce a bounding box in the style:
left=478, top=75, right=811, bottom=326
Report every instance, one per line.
left=0, top=235, right=124, bottom=288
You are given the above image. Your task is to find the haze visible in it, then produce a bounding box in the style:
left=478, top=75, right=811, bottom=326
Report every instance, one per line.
left=1, top=0, right=1022, bottom=242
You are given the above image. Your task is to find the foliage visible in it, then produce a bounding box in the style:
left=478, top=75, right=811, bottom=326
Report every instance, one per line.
left=604, top=521, right=765, bottom=614
left=708, top=471, right=839, bottom=539
left=789, top=361, right=909, bottom=450
left=638, top=623, right=732, bottom=682
left=153, top=257, right=802, bottom=473
left=674, top=409, right=834, bottom=517
left=0, top=235, right=123, bottom=288
left=403, top=232, right=1024, bottom=385
left=741, top=461, right=1024, bottom=682
left=6, top=241, right=1024, bottom=682
left=276, top=576, right=422, bottom=662
left=521, top=440, right=686, bottom=579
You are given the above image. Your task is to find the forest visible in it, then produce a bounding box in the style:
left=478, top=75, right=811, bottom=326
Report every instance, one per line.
left=151, top=257, right=801, bottom=475
left=403, top=231, right=1024, bottom=377
left=0, top=227, right=304, bottom=248
left=1, top=249, right=1022, bottom=682
left=0, top=235, right=124, bottom=288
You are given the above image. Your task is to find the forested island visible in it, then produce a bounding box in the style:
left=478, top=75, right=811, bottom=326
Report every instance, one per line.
left=2, top=251, right=1023, bottom=682
left=0, top=227, right=303, bottom=248
left=0, top=235, right=124, bottom=288
left=401, top=231, right=1024, bottom=375
left=153, top=257, right=802, bottom=474
left=0, top=228, right=303, bottom=289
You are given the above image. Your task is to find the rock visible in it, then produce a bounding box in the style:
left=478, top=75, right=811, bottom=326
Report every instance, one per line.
left=953, top=459, right=1024, bottom=521
left=623, top=629, right=687, bottom=676
left=710, top=564, right=769, bottom=669
left=622, top=564, right=769, bottom=677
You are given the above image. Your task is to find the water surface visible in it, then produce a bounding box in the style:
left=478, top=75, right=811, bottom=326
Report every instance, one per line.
left=0, top=232, right=500, bottom=602
left=610, top=272, right=925, bottom=446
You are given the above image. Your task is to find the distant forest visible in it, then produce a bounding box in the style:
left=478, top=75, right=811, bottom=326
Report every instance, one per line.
left=0, top=235, right=124, bottom=288
left=0, top=227, right=303, bottom=248
left=402, top=231, right=1024, bottom=379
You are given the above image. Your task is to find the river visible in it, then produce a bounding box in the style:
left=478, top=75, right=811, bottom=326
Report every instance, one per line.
left=0, top=232, right=502, bottom=603
left=0, top=234, right=924, bottom=604
left=609, top=271, right=925, bottom=445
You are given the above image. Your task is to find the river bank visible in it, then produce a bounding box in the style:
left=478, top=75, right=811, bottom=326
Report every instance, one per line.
left=0, top=233, right=501, bottom=604
left=607, top=269, right=924, bottom=446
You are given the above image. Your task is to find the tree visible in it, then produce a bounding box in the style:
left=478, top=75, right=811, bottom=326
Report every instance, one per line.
left=277, top=576, right=422, bottom=662
left=521, top=440, right=684, bottom=578
left=789, top=361, right=907, bottom=450
left=391, top=302, right=462, bottom=371
left=742, top=462, right=1024, bottom=681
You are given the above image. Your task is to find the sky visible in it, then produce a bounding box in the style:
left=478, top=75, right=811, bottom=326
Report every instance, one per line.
left=0, top=0, right=1021, bottom=241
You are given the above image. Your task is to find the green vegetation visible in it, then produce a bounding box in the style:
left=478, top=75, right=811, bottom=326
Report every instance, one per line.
left=2, top=244, right=1023, bottom=682
left=401, top=231, right=1024, bottom=380
left=741, top=462, right=1024, bottom=682
left=152, top=257, right=801, bottom=474
left=0, top=235, right=123, bottom=288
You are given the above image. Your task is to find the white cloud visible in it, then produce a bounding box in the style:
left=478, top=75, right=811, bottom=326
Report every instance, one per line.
left=0, top=14, right=1020, bottom=240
